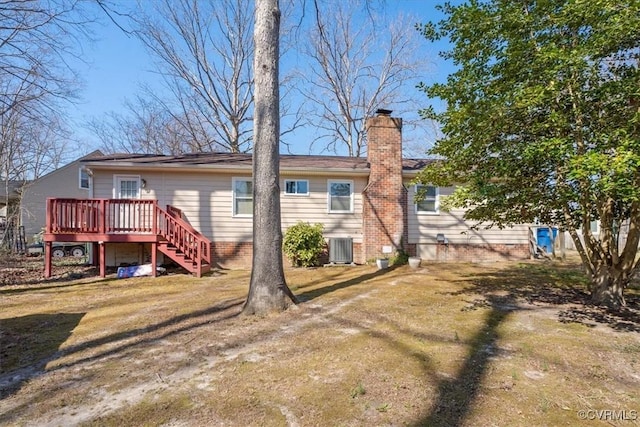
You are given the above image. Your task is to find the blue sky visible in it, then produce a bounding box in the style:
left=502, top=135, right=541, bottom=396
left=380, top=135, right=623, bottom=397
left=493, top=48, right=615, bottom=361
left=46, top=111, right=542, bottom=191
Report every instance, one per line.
left=70, top=0, right=457, bottom=156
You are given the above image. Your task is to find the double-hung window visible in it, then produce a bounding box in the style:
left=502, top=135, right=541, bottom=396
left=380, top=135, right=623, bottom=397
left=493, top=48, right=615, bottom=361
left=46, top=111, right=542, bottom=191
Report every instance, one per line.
left=79, top=168, right=90, bottom=189
left=284, top=179, right=309, bottom=196
left=328, top=180, right=353, bottom=213
left=233, top=178, right=253, bottom=217
left=415, top=184, right=439, bottom=214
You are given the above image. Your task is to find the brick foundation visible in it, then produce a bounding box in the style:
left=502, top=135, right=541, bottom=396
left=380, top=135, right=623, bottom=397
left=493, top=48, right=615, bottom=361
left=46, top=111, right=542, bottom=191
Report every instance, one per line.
left=210, top=241, right=365, bottom=268
left=430, top=243, right=530, bottom=263
left=210, top=241, right=254, bottom=268
left=405, top=243, right=417, bottom=257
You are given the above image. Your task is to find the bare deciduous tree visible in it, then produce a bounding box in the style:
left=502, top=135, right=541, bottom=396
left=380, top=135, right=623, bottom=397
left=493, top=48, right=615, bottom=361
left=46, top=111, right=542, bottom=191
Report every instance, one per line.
left=0, top=0, right=94, bottom=174
left=10, top=115, right=68, bottom=180
left=1, top=97, right=68, bottom=248
left=0, top=0, right=95, bottom=248
left=0, top=0, right=89, bottom=118
left=243, top=0, right=297, bottom=315
left=300, top=0, right=426, bottom=157
left=131, top=0, right=254, bottom=153
left=87, top=95, right=196, bottom=155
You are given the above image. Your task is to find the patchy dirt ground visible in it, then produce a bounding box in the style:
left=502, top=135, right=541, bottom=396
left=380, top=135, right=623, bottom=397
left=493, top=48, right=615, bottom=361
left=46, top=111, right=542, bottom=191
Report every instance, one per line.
left=1, top=255, right=639, bottom=426
left=0, top=254, right=96, bottom=286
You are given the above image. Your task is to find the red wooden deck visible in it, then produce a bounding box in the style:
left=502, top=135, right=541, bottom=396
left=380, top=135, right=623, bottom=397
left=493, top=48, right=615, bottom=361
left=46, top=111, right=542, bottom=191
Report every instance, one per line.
left=44, top=198, right=212, bottom=278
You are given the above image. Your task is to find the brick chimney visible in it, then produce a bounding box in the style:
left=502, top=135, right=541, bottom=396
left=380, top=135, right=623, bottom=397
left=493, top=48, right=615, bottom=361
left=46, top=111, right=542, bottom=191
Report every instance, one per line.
left=362, top=109, right=408, bottom=261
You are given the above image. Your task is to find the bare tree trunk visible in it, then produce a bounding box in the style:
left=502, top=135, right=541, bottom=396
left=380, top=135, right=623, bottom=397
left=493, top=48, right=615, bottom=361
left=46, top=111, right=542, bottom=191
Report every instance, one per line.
left=243, top=0, right=296, bottom=315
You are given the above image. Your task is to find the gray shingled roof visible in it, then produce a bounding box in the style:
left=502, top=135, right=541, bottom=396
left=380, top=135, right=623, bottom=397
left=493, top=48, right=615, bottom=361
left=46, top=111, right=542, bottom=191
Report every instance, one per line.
left=82, top=152, right=434, bottom=172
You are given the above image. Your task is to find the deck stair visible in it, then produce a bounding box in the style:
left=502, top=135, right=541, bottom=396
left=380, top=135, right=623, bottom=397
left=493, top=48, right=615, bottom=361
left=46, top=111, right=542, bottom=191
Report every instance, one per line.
left=44, top=198, right=212, bottom=277
left=157, top=205, right=211, bottom=277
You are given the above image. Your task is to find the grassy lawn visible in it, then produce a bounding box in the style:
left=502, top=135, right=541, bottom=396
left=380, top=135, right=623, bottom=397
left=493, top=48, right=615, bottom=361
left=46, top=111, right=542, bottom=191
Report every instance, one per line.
left=1, top=257, right=639, bottom=426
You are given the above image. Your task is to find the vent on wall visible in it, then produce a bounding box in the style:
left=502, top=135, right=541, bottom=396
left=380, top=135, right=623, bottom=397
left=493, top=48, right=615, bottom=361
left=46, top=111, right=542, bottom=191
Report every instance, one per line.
left=329, top=237, right=353, bottom=264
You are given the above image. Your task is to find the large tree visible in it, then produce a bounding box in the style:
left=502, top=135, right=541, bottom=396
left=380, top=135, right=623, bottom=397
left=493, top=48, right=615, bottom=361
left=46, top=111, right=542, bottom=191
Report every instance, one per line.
left=243, top=0, right=297, bottom=315
left=0, top=0, right=88, bottom=173
left=131, top=0, right=255, bottom=153
left=416, top=0, right=640, bottom=309
left=0, top=0, right=92, bottom=247
left=86, top=95, right=196, bottom=155
left=299, top=0, right=425, bottom=157
left=0, top=0, right=87, bottom=118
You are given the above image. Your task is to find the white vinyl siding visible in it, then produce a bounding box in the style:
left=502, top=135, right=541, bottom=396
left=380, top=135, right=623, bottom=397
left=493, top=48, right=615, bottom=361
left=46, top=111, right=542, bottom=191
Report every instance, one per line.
left=90, top=172, right=364, bottom=244
left=328, top=180, right=354, bottom=213
left=20, top=157, right=94, bottom=241
left=232, top=178, right=253, bottom=217
left=407, top=183, right=529, bottom=245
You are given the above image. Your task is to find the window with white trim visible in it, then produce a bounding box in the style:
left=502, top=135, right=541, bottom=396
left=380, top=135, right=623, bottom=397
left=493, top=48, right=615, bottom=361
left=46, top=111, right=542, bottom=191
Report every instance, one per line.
left=233, top=178, right=253, bottom=216
left=328, top=180, right=353, bottom=213
left=79, top=168, right=90, bottom=189
left=115, top=175, right=140, bottom=199
left=284, top=179, right=309, bottom=196
left=415, top=184, right=439, bottom=214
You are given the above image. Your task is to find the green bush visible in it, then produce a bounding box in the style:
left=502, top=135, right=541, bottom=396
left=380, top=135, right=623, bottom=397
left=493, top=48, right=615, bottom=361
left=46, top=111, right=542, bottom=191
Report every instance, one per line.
left=390, top=250, right=409, bottom=266
left=283, top=222, right=325, bottom=267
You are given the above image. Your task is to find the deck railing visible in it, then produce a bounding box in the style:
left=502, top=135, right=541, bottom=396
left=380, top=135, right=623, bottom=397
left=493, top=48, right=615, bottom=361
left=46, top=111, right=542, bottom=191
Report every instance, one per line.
left=46, top=198, right=211, bottom=267
left=158, top=207, right=211, bottom=269
left=46, top=198, right=157, bottom=234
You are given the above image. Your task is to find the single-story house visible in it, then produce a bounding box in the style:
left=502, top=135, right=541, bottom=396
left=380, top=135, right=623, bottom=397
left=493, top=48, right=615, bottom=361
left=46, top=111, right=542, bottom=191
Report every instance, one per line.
left=20, top=150, right=103, bottom=242
left=43, top=112, right=531, bottom=277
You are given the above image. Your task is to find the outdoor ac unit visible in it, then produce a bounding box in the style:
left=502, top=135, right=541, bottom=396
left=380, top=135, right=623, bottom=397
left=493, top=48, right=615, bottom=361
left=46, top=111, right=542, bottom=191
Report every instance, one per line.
left=329, top=237, right=353, bottom=264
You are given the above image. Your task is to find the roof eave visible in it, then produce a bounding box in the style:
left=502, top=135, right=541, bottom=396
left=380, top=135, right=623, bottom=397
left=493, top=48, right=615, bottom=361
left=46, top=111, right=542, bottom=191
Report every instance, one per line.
left=280, top=167, right=369, bottom=176
left=401, top=169, right=424, bottom=178
left=82, top=161, right=371, bottom=176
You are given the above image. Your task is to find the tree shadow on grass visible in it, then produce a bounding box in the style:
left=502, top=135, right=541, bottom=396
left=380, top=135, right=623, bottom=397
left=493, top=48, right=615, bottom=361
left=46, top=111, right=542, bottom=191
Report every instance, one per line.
left=416, top=295, right=517, bottom=427
left=412, top=262, right=639, bottom=425
left=322, top=290, right=519, bottom=427
left=54, top=299, right=244, bottom=369
left=294, top=266, right=399, bottom=302
left=0, top=313, right=85, bottom=399
left=448, top=262, right=640, bottom=333
left=0, top=299, right=243, bottom=403
left=0, top=277, right=114, bottom=296
left=51, top=266, right=396, bottom=373
left=558, top=301, right=640, bottom=332
left=0, top=267, right=388, bottom=405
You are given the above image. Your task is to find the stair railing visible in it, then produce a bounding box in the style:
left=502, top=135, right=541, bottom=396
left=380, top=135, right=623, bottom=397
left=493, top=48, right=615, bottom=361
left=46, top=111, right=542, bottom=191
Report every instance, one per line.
left=156, top=205, right=211, bottom=268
